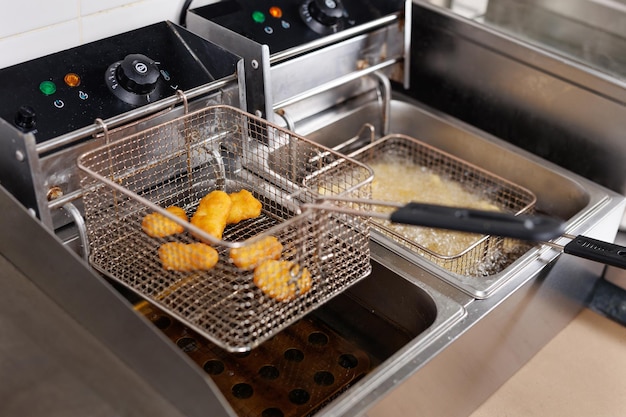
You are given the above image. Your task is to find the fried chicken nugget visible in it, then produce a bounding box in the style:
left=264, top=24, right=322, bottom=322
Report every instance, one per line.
left=158, top=242, right=219, bottom=271
left=142, top=206, right=188, bottom=238
left=227, top=189, right=262, bottom=224
left=191, top=190, right=232, bottom=240
left=253, top=259, right=312, bottom=302
left=229, top=236, right=283, bottom=270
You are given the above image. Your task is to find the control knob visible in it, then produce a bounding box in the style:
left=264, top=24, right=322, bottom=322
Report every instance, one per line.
left=14, top=105, right=36, bottom=131
left=105, top=53, right=166, bottom=105
left=300, top=0, right=347, bottom=34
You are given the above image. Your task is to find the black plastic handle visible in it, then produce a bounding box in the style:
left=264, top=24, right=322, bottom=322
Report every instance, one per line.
left=563, top=236, right=626, bottom=269
left=388, top=202, right=565, bottom=242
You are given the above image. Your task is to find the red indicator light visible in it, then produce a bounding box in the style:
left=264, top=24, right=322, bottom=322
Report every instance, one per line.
left=64, top=73, right=81, bottom=87
left=269, top=6, right=282, bottom=18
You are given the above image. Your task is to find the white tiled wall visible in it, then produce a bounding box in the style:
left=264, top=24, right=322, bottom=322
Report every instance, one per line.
left=0, top=0, right=214, bottom=69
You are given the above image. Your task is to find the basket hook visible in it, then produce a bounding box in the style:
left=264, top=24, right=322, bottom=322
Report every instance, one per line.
left=176, top=89, right=190, bottom=114
left=62, top=202, right=90, bottom=263
left=94, top=118, right=110, bottom=144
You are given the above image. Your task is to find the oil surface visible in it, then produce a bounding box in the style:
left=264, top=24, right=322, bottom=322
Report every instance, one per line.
left=369, top=161, right=500, bottom=256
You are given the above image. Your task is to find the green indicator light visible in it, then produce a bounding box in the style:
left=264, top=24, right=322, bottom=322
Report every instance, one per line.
left=39, top=80, right=57, bottom=96
left=252, top=10, right=265, bottom=23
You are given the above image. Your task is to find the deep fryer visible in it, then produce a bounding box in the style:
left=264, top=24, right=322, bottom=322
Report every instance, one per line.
left=0, top=2, right=625, bottom=417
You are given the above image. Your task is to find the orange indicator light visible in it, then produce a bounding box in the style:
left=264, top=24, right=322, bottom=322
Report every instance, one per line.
left=64, top=73, right=81, bottom=87
left=269, top=6, right=282, bottom=18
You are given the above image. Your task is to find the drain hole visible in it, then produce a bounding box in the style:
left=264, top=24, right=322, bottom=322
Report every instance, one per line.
left=338, top=353, right=358, bottom=369
left=232, top=383, right=254, bottom=399
left=259, top=365, right=280, bottom=380
left=176, top=337, right=198, bottom=352
left=308, top=331, right=329, bottom=346
left=153, top=315, right=171, bottom=329
left=284, top=348, right=304, bottom=362
left=262, top=408, right=284, bottom=417
left=203, top=360, right=225, bottom=375
left=313, top=370, right=335, bottom=386
left=288, top=388, right=310, bottom=405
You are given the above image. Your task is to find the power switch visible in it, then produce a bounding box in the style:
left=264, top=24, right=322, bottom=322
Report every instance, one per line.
left=14, top=105, right=37, bottom=131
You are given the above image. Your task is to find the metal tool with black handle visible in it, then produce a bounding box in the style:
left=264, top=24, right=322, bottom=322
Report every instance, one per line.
left=306, top=197, right=626, bottom=270
left=546, top=235, right=626, bottom=270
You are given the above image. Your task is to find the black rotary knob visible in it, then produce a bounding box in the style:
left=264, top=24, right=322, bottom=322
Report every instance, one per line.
left=15, top=105, right=36, bottom=131
left=309, top=0, right=344, bottom=25
left=116, top=53, right=160, bottom=95
left=105, top=53, right=167, bottom=105
left=300, top=0, right=346, bottom=34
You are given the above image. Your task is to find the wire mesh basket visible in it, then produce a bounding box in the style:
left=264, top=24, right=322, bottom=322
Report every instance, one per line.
left=78, top=105, right=373, bottom=352
left=349, top=134, right=536, bottom=276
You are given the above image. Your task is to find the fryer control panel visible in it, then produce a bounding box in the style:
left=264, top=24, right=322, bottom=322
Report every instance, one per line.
left=190, top=0, right=405, bottom=53
left=0, top=22, right=239, bottom=144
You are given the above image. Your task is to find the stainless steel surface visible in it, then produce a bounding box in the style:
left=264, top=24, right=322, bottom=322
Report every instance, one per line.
left=429, top=0, right=626, bottom=44
left=0, top=185, right=234, bottom=417
left=0, top=255, right=187, bottom=417
left=188, top=1, right=410, bottom=123
left=268, top=14, right=402, bottom=65
left=483, top=0, right=626, bottom=81
left=61, top=201, right=90, bottom=261
left=407, top=1, right=626, bottom=200
left=2, top=94, right=624, bottom=417
left=487, top=0, right=626, bottom=45
left=0, top=178, right=470, bottom=417
left=2, top=3, right=626, bottom=416
left=0, top=119, right=43, bottom=221
left=367, top=237, right=609, bottom=417
left=298, top=100, right=625, bottom=417
left=135, top=256, right=465, bottom=417
left=605, top=231, right=626, bottom=289
left=293, top=96, right=623, bottom=298
left=78, top=105, right=373, bottom=352
left=185, top=13, right=272, bottom=120
left=270, top=27, right=405, bottom=109
left=272, top=58, right=399, bottom=111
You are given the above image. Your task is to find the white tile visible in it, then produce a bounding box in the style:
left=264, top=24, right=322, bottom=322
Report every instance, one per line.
left=80, top=0, right=140, bottom=16
left=0, top=0, right=79, bottom=38
left=0, top=21, right=81, bottom=69
left=80, top=0, right=181, bottom=43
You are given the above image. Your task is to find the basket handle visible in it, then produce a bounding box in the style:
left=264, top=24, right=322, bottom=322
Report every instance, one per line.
left=389, top=202, right=564, bottom=242
left=304, top=198, right=565, bottom=242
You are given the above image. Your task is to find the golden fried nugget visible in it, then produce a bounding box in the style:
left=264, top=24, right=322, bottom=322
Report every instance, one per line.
left=158, top=242, right=191, bottom=271
left=158, top=242, right=219, bottom=271
left=191, top=190, right=232, bottom=240
left=227, top=189, right=262, bottom=224
left=253, top=259, right=312, bottom=302
left=229, top=236, right=283, bottom=270
left=141, top=206, right=188, bottom=238
left=188, top=242, right=220, bottom=270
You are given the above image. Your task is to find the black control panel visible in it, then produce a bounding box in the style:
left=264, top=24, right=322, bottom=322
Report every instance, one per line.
left=191, top=0, right=404, bottom=53
left=0, top=22, right=240, bottom=143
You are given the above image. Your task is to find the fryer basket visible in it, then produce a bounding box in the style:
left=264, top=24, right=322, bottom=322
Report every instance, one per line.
left=349, top=134, right=537, bottom=276
left=78, top=105, right=373, bottom=352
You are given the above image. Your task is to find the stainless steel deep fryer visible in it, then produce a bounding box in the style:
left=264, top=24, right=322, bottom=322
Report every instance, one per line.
left=77, top=105, right=373, bottom=352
